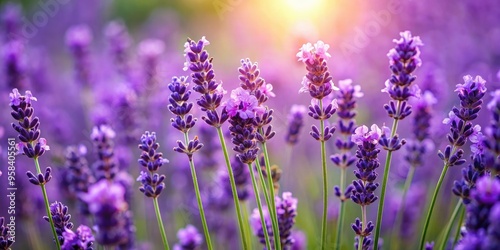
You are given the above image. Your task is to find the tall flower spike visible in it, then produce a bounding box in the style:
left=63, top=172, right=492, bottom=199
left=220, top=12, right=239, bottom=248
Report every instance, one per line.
left=66, top=24, right=92, bottom=86
left=350, top=124, right=382, bottom=250
left=184, top=37, right=228, bottom=128
left=168, top=74, right=213, bottom=249
left=419, top=75, right=487, bottom=249
left=44, top=202, right=74, bottom=245
left=297, top=40, right=338, bottom=249
left=137, top=131, right=168, bottom=198
left=382, top=30, right=423, bottom=120
left=91, top=125, right=117, bottom=181
left=251, top=192, right=298, bottom=249
left=105, top=20, right=131, bottom=76
left=81, top=179, right=129, bottom=247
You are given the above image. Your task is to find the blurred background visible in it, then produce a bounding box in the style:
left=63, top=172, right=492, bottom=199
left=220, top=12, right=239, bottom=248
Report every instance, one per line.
left=1, top=0, right=500, bottom=249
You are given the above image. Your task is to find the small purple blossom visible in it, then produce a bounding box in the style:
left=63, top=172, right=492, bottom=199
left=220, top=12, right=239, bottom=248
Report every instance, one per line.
left=173, top=225, right=203, bottom=250
left=296, top=41, right=331, bottom=63
left=0, top=217, right=14, bottom=249
left=224, top=87, right=265, bottom=119
left=455, top=75, right=487, bottom=94
left=351, top=125, right=383, bottom=145
left=61, top=225, right=94, bottom=250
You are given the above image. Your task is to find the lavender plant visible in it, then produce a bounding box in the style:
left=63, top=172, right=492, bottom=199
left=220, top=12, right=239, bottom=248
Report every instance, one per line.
left=374, top=31, right=423, bottom=249
left=167, top=76, right=213, bottom=249
left=330, top=79, right=363, bottom=249
left=419, top=75, right=487, bottom=249
left=350, top=125, right=382, bottom=250
left=225, top=86, right=272, bottom=249
left=296, top=41, right=338, bottom=249
left=9, top=88, right=60, bottom=249
left=137, top=131, right=170, bottom=249
left=237, top=58, right=281, bottom=249
left=183, top=37, right=248, bottom=249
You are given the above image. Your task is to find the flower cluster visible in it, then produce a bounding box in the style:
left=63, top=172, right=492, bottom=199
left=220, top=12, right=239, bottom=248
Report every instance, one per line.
left=452, top=141, right=487, bottom=204
left=61, top=225, right=95, bottom=250
left=90, top=125, right=118, bottom=180
left=137, top=131, right=168, bottom=198
left=65, top=24, right=92, bottom=86
left=62, top=145, right=94, bottom=200
left=331, top=79, right=363, bottom=199
left=438, top=75, right=487, bottom=167
left=81, top=179, right=129, bottom=247
left=173, top=225, right=203, bottom=250
left=350, top=125, right=382, bottom=249
left=285, top=105, right=307, bottom=145
left=456, top=176, right=500, bottom=249
left=403, top=91, right=436, bottom=168
left=251, top=192, right=298, bottom=250
left=183, top=37, right=228, bottom=127
left=104, top=20, right=131, bottom=76
left=43, top=202, right=74, bottom=245
left=484, top=90, right=500, bottom=172
left=382, top=30, right=423, bottom=120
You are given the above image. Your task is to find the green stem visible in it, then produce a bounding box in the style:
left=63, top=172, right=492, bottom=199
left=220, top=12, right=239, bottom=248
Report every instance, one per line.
left=320, top=99, right=329, bottom=249
left=261, top=141, right=282, bottom=250
left=216, top=127, right=249, bottom=249
left=358, top=205, right=367, bottom=250
left=438, top=201, right=462, bottom=250
left=153, top=197, right=170, bottom=250
left=183, top=132, right=213, bottom=250
left=34, top=157, right=61, bottom=250
left=247, top=163, right=272, bottom=250
left=335, top=167, right=347, bottom=250
left=390, top=165, right=416, bottom=250
left=335, top=201, right=345, bottom=250
left=240, top=201, right=253, bottom=249
left=373, top=103, right=401, bottom=250
left=418, top=163, right=450, bottom=250
left=452, top=205, right=465, bottom=248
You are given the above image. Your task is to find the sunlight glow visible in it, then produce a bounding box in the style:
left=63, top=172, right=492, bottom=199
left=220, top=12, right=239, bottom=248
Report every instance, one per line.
left=284, top=0, right=324, bottom=12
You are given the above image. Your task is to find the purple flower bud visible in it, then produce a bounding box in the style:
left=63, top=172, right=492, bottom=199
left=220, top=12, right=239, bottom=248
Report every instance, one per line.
left=61, top=225, right=94, bottom=250
left=173, top=225, right=203, bottom=250
left=0, top=217, right=14, bottom=249
left=351, top=125, right=383, bottom=145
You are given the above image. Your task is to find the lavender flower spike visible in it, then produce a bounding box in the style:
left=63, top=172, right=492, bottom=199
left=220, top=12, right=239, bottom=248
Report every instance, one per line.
left=81, top=179, right=129, bottom=247
left=137, top=131, right=168, bottom=198
left=297, top=40, right=338, bottom=249
left=61, top=225, right=94, bottom=250
left=173, top=225, right=203, bottom=250
left=484, top=89, right=500, bottom=172
left=285, top=105, right=307, bottom=145
left=420, top=75, right=487, bottom=249
left=9, top=88, right=60, bottom=248
left=66, top=24, right=92, bottom=86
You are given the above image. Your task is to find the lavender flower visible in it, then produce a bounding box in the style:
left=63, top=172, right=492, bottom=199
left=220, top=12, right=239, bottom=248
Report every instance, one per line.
left=1, top=3, right=21, bottom=41
left=0, top=217, right=14, bottom=250
left=91, top=125, right=117, bottom=180
left=285, top=105, right=307, bottom=145
left=382, top=31, right=423, bottom=120
left=105, top=20, right=131, bottom=76
left=66, top=24, right=93, bottom=86
left=484, top=89, right=500, bottom=172
left=456, top=176, right=500, bottom=249
left=43, top=202, right=74, bottom=245
left=184, top=37, right=228, bottom=128
left=61, top=225, right=94, bottom=250
left=173, top=225, right=203, bottom=250
left=4, top=40, right=26, bottom=89
left=137, top=131, right=167, bottom=198
left=138, top=38, right=164, bottom=86
left=81, top=179, right=129, bottom=246
left=225, top=88, right=262, bottom=164
left=251, top=192, right=298, bottom=250
left=350, top=125, right=382, bottom=250
left=331, top=79, right=363, bottom=200
left=62, top=145, right=94, bottom=200
left=438, top=75, right=487, bottom=167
